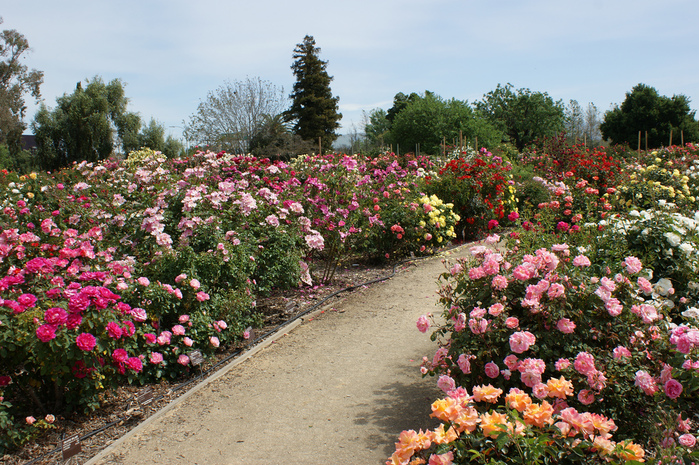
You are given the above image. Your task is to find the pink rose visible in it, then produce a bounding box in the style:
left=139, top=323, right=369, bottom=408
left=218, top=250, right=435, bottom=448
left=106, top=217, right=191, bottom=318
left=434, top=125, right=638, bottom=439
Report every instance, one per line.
left=26, top=416, right=36, bottom=425
left=457, top=354, right=472, bottom=374
left=172, top=325, right=186, bottom=336
left=437, top=375, right=456, bottom=394
left=144, top=333, right=157, bottom=344
left=485, top=362, right=500, bottom=379
left=679, top=434, right=696, bottom=448
left=664, top=379, right=684, bottom=399
left=505, top=317, right=519, bottom=329
left=36, top=324, right=57, bottom=342
left=157, top=331, right=172, bottom=345
left=577, top=389, right=595, bottom=405
left=572, top=255, right=591, bottom=267
left=573, top=352, right=596, bottom=376
left=509, top=331, right=535, bottom=354
left=177, top=354, right=190, bottom=366
left=106, top=321, right=123, bottom=339
left=555, top=358, right=571, bottom=370
left=556, top=318, right=576, bottom=334
left=612, top=346, right=632, bottom=360
left=189, top=278, right=201, bottom=290
left=131, top=307, right=147, bottom=322
left=137, top=277, right=150, bottom=286
left=196, top=291, right=210, bottom=302
left=76, top=332, right=96, bottom=351
left=183, top=337, right=193, bottom=347
left=624, top=256, right=643, bottom=274
left=149, top=352, right=164, bottom=364
left=179, top=314, right=190, bottom=323
left=126, top=357, right=143, bottom=372
left=112, top=348, right=128, bottom=363
left=210, top=336, right=220, bottom=348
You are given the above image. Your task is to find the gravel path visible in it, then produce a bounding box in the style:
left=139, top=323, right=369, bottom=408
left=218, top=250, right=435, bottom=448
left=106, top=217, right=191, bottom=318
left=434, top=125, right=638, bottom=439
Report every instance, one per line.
left=86, top=246, right=472, bottom=465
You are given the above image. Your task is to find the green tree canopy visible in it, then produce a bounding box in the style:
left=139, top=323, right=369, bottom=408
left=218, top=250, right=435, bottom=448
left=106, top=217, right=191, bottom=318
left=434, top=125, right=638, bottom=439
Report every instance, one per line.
left=285, top=35, right=341, bottom=152
left=476, top=83, right=565, bottom=151
left=600, top=83, right=699, bottom=148
left=32, top=77, right=140, bottom=171
left=362, top=108, right=391, bottom=149
left=389, top=91, right=500, bottom=155
left=127, top=118, right=183, bottom=158
left=0, top=17, right=43, bottom=155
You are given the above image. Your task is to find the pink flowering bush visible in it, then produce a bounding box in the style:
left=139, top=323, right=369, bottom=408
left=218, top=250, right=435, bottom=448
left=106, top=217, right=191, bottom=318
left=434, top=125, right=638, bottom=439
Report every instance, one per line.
left=421, top=239, right=699, bottom=445
left=0, top=149, right=463, bottom=452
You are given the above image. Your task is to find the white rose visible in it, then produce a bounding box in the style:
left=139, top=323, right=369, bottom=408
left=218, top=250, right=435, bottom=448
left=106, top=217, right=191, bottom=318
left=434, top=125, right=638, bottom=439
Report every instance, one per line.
left=682, top=307, right=699, bottom=320
left=665, top=232, right=682, bottom=247
left=680, top=242, right=695, bottom=255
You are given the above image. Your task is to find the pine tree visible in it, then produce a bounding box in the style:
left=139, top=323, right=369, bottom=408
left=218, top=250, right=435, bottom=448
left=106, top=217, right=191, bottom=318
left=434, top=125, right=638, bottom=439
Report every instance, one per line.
left=285, top=35, right=341, bottom=152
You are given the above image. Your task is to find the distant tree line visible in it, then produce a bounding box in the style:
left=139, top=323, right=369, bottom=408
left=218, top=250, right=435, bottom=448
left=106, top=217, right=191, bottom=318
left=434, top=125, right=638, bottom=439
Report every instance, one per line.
left=1, top=18, right=698, bottom=171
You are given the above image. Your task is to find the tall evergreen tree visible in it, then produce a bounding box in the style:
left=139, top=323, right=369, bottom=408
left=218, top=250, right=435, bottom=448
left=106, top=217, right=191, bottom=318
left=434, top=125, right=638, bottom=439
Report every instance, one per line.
left=285, top=35, right=341, bottom=152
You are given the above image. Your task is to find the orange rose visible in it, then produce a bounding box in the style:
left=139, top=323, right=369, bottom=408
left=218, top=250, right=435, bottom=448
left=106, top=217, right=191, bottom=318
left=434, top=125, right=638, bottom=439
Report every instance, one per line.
left=505, top=388, right=532, bottom=412
left=523, top=400, right=554, bottom=428
left=546, top=376, right=574, bottom=399
left=479, top=411, right=510, bottom=438
left=472, top=384, right=503, bottom=403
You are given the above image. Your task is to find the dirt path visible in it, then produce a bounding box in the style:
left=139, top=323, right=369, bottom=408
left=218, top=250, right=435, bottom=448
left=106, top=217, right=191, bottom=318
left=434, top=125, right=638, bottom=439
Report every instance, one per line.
left=86, top=246, right=472, bottom=465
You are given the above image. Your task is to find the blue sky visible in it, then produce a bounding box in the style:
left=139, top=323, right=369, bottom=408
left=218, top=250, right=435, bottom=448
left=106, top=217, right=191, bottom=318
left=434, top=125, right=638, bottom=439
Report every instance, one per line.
left=4, top=0, right=699, bottom=143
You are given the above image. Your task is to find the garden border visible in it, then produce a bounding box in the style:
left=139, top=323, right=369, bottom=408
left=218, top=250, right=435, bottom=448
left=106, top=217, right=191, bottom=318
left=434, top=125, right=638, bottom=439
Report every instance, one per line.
left=22, top=247, right=455, bottom=465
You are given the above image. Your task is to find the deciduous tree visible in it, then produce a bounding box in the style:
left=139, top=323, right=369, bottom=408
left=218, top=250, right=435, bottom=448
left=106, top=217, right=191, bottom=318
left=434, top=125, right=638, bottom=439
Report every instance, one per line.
left=0, top=17, right=43, bottom=155
left=600, top=83, right=699, bottom=148
left=476, top=83, right=565, bottom=151
left=184, top=77, right=287, bottom=154
left=32, top=77, right=140, bottom=170
left=285, top=35, right=341, bottom=152
left=389, top=91, right=500, bottom=155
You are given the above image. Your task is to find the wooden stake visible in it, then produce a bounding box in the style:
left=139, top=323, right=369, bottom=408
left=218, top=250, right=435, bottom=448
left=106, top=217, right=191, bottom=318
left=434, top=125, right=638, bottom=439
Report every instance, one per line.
left=645, top=131, right=648, bottom=151
left=460, top=130, right=463, bottom=153
left=475, top=137, right=478, bottom=152
left=670, top=129, right=673, bottom=147
left=638, top=131, right=641, bottom=153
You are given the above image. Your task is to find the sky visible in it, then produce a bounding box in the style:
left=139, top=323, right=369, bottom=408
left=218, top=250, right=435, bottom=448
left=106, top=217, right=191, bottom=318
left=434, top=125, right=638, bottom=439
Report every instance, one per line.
left=4, top=0, right=699, bottom=145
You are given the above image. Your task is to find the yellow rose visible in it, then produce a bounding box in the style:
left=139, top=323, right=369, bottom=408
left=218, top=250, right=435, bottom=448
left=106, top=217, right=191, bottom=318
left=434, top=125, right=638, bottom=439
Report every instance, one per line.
left=29, top=172, right=37, bottom=180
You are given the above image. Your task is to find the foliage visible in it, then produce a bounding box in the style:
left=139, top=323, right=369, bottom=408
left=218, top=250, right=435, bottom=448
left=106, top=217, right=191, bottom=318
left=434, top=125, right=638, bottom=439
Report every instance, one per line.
left=476, top=83, right=566, bottom=151
left=127, top=118, right=183, bottom=158
left=0, top=18, right=43, bottom=156
left=600, top=83, right=699, bottom=148
left=184, top=77, right=288, bottom=154
left=363, top=108, right=391, bottom=150
left=32, top=77, right=141, bottom=171
left=389, top=91, right=501, bottom=156
left=0, top=143, right=37, bottom=173
left=248, top=113, right=315, bottom=160
left=285, top=35, right=341, bottom=152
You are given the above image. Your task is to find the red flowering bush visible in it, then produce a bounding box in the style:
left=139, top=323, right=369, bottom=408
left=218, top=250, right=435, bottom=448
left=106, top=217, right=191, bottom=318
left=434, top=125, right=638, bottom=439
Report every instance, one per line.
left=425, top=148, right=517, bottom=239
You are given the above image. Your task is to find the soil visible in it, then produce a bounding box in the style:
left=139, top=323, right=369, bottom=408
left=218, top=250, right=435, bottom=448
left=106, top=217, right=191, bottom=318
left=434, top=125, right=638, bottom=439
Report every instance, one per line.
left=8, top=244, right=475, bottom=465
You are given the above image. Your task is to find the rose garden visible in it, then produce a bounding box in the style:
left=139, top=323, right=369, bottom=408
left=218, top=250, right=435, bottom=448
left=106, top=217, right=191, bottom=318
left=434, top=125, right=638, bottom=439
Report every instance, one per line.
left=2, top=140, right=699, bottom=464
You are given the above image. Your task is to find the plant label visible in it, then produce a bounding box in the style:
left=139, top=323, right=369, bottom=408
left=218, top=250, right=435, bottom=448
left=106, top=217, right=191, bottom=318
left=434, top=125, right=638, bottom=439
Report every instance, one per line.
left=137, top=386, right=154, bottom=406
left=189, top=350, right=204, bottom=366
left=62, top=433, right=81, bottom=460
